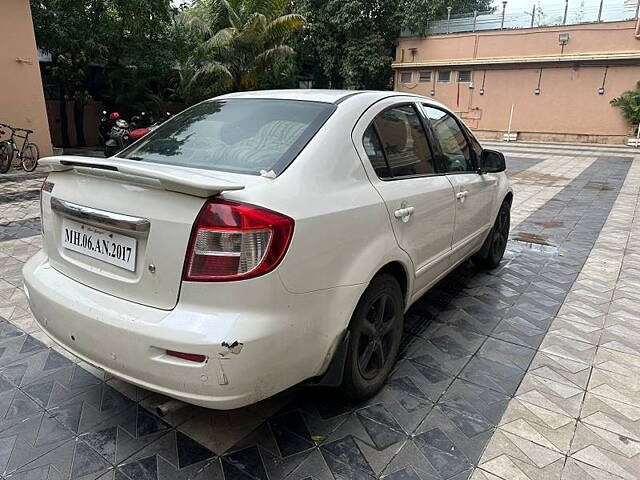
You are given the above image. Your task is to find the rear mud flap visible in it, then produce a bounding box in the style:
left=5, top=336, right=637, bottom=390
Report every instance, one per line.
left=310, top=331, right=350, bottom=387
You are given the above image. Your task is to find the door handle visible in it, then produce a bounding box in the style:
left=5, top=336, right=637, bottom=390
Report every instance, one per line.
left=394, top=205, right=415, bottom=222
left=456, top=191, right=468, bottom=203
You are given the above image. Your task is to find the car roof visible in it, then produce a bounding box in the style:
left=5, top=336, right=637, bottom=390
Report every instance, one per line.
left=217, top=89, right=447, bottom=108
left=218, top=89, right=365, bottom=104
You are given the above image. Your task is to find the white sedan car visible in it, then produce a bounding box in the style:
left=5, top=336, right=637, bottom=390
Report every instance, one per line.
left=23, top=90, right=511, bottom=409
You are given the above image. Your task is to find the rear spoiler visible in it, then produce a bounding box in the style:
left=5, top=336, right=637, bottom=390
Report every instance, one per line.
left=39, top=156, right=245, bottom=198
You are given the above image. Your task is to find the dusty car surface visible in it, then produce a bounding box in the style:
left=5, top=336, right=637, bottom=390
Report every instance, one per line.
left=23, top=90, right=511, bottom=409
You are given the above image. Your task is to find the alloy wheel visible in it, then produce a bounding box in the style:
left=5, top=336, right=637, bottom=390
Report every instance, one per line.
left=357, top=293, right=398, bottom=380
left=491, top=207, right=509, bottom=257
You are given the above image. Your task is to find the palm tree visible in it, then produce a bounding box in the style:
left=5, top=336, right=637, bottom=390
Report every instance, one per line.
left=611, top=82, right=640, bottom=135
left=184, top=0, right=305, bottom=92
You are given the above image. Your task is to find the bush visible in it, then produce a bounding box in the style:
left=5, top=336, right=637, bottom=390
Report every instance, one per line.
left=611, top=82, right=640, bottom=134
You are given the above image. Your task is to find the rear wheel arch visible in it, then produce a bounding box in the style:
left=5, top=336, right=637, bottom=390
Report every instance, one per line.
left=375, top=261, right=409, bottom=308
left=341, top=271, right=405, bottom=400
left=313, top=259, right=410, bottom=387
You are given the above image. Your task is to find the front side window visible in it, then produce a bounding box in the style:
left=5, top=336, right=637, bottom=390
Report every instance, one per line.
left=423, top=106, right=473, bottom=172
left=119, top=99, right=335, bottom=175
left=363, top=105, right=435, bottom=178
left=465, top=125, right=483, bottom=159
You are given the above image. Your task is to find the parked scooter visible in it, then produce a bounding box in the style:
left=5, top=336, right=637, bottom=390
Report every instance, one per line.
left=98, top=111, right=119, bottom=146
left=103, top=112, right=152, bottom=157
left=104, top=117, right=131, bottom=157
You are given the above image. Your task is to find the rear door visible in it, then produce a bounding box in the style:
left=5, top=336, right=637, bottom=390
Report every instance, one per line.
left=353, top=101, right=456, bottom=295
left=421, top=105, right=497, bottom=264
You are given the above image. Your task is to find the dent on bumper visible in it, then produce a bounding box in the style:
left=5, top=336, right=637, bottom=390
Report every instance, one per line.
left=22, top=250, right=364, bottom=409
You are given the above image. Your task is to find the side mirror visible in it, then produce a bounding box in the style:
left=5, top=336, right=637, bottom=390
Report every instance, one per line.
left=479, top=149, right=506, bottom=173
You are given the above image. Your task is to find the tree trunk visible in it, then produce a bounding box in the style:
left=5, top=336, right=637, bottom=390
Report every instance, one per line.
left=232, top=73, right=242, bottom=92
left=59, top=97, right=70, bottom=147
left=73, top=99, right=86, bottom=147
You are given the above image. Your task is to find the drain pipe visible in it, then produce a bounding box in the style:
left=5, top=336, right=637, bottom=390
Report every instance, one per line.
left=155, top=398, right=188, bottom=417
left=504, top=104, right=515, bottom=142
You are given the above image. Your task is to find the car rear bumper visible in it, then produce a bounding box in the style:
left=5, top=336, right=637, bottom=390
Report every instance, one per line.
left=23, top=250, right=364, bottom=409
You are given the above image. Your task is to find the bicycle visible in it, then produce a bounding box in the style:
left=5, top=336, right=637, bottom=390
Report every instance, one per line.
left=0, top=124, right=39, bottom=173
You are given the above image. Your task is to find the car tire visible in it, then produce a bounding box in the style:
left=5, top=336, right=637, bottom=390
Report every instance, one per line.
left=104, top=145, right=117, bottom=158
left=342, top=273, right=404, bottom=401
left=473, top=200, right=510, bottom=270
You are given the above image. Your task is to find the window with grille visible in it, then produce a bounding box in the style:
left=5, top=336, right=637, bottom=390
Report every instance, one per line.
left=437, top=71, right=451, bottom=83
left=400, top=71, right=413, bottom=84
left=419, top=71, right=432, bottom=83
left=457, top=70, right=473, bottom=83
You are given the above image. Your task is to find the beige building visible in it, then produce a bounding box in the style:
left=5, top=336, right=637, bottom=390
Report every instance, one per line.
left=394, top=20, right=640, bottom=144
left=1, top=0, right=52, bottom=157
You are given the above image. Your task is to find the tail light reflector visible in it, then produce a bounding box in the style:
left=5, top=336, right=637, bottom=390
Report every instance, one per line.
left=183, top=198, right=294, bottom=281
left=166, top=350, right=207, bottom=363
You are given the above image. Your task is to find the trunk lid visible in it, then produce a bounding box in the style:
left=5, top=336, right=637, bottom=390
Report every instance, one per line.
left=40, top=156, right=245, bottom=310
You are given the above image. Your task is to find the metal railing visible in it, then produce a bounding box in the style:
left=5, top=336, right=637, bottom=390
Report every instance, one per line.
left=401, top=0, right=639, bottom=36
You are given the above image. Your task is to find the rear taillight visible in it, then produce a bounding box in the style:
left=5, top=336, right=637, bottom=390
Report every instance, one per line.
left=183, top=198, right=294, bottom=281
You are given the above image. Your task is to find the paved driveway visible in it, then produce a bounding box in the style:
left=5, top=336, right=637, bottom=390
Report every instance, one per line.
left=0, top=142, right=639, bottom=480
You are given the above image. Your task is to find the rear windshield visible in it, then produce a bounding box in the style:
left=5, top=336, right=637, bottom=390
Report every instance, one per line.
left=118, top=98, right=335, bottom=175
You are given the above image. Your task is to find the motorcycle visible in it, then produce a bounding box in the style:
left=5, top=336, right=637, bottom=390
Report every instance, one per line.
left=103, top=111, right=152, bottom=157
left=104, top=118, right=130, bottom=157
left=98, top=110, right=118, bottom=146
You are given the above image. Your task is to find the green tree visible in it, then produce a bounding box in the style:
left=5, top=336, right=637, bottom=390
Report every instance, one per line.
left=184, top=0, right=306, bottom=94
left=31, top=0, right=179, bottom=146
left=292, top=0, right=400, bottom=90
left=293, top=0, right=493, bottom=90
left=611, top=82, right=640, bottom=134
left=31, top=0, right=111, bottom=146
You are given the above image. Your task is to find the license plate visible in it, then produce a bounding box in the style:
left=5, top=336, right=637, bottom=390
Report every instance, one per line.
left=61, top=218, right=137, bottom=271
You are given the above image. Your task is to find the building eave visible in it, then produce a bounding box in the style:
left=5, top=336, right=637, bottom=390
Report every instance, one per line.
left=392, top=52, right=640, bottom=69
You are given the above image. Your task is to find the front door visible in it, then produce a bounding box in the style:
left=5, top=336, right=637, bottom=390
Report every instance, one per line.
left=421, top=105, right=497, bottom=264
left=354, top=102, right=456, bottom=295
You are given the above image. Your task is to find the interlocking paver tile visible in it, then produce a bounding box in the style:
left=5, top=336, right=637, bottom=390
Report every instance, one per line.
left=1, top=148, right=639, bottom=479
left=581, top=392, right=640, bottom=439
left=498, top=399, right=575, bottom=452
left=477, top=430, right=564, bottom=480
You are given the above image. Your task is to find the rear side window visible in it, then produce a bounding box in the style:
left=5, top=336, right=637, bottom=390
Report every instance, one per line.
left=423, top=106, right=473, bottom=173
left=363, top=105, right=435, bottom=179
left=119, top=99, right=335, bottom=175
left=363, top=125, right=388, bottom=178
